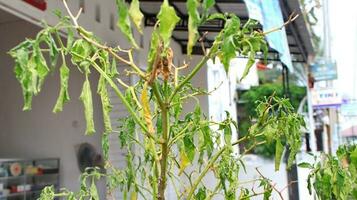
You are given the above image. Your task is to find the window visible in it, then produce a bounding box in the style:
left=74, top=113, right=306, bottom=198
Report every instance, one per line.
left=95, top=4, right=101, bottom=22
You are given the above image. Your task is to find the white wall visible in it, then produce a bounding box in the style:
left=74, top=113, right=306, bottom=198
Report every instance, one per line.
left=0, top=14, right=106, bottom=197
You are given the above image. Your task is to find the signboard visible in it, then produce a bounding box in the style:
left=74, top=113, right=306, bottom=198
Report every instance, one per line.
left=310, top=59, right=337, bottom=81
left=341, top=100, right=357, bottom=116
left=23, top=0, right=47, bottom=11
left=244, top=0, right=293, bottom=71
left=311, top=88, right=341, bottom=108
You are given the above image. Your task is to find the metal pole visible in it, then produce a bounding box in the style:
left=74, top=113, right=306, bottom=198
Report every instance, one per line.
left=282, top=64, right=300, bottom=200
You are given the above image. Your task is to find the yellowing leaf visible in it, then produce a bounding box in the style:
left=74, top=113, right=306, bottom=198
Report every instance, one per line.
left=116, top=0, right=139, bottom=48
left=141, top=83, right=155, bottom=134
left=129, top=0, right=143, bottom=34
left=179, top=151, right=190, bottom=175
left=157, top=0, right=180, bottom=48
left=187, top=0, right=200, bottom=55
left=130, top=191, right=138, bottom=200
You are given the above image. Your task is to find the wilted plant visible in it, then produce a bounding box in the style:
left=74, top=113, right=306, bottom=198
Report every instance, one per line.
left=9, top=0, right=306, bottom=199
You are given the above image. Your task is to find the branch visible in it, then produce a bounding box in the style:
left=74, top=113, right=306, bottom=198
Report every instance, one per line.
left=262, top=12, right=299, bottom=35
left=255, top=168, right=285, bottom=200
left=62, top=0, right=146, bottom=79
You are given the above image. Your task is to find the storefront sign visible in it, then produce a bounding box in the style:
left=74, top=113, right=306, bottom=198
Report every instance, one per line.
left=310, top=59, right=337, bottom=81
left=311, top=88, right=341, bottom=108
left=23, top=0, right=47, bottom=11
left=341, top=100, right=357, bottom=116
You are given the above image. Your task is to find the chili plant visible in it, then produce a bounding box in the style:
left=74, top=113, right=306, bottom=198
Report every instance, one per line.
left=299, top=144, right=357, bottom=200
left=9, top=0, right=305, bottom=199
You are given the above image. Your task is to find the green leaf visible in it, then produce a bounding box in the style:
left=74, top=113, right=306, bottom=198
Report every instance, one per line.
left=67, top=28, right=74, bottom=50
left=274, top=140, right=284, bottom=171
left=98, top=76, right=112, bottom=133
left=147, top=30, right=160, bottom=71
left=128, top=0, right=143, bottom=34
left=224, top=125, right=232, bottom=146
left=195, top=187, right=207, bottom=200
left=207, top=13, right=225, bottom=21
left=298, top=162, right=312, bottom=169
left=350, top=147, right=357, bottom=167
left=110, top=58, right=119, bottom=77
left=71, top=39, right=92, bottom=64
left=187, top=0, right=200, bottom=55
left=203, top=0, right=215, bottom=12
left=115, top=0, right=139, bottom=48
left=199, top=122, right=214, bottom=157
left=34, top=44, right=50, bottom=93
left=90, top=180, right=99, bottom=200
left=240, top=50, right=255, bottom=81
left=45, top=35, right=59, bottom=68
left=218, top=15, right=240, bottom=72
left=102, top=132, right=109, bottom=160
left=80, top=78, right=95, bottom=135
left=183, top=135, right=195, bottom=162
left=53, top=64, right=70, bottom=113
left=157, top=0, right=180, bottom=48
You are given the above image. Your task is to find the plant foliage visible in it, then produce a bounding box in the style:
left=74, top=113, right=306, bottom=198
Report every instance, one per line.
left=9, top=1, right=306, bottom=200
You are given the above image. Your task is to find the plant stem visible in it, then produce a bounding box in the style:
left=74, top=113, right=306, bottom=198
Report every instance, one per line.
left=168, top=50, right=213, bottom=103
left=158, top=103, right=170, bottom=200
left=186, top=136, right=262, bottom=200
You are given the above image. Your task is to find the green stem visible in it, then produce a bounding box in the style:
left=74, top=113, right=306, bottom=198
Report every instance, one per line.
left=152, top=80, right=164, bottom=109
left=168, top=51, right=213, bottom=103
left=89, top=60, right=148, bottom=134
left=158, top=103, right=170, bottom=200
left=186, top=135, right=257, bottom=200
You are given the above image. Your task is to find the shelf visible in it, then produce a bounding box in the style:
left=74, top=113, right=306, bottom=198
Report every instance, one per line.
left=0, top=189, right=44, bottom=198
left=0, top=158, right=59, bottom=200
left=0, top=173, right=59, bottom=181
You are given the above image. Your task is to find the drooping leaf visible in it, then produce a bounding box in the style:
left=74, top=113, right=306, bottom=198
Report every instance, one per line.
left=33, top=44, right=50, bottom=93
left=183, top=135, right=195, bottom=162
left=187, top=0, right=200, bottom=55
left=80, top=78, right=95, bottom=135
left=298, top=162, right=313, bottom=169
left=179, top=151, right=190, bottom=175
left=274, top=140, right=284, bottom=171
left=147, top=30, right=160, bottom=71
left=195, top=187, right=207, bottom=200
left=115, top=0, right=139, bottom=48
left=102, top=132, right=109, bottom=160
left=110, top=58, right=119, bottom=77
left=90, top=180, right=99, bottom=200
left=203, top=0, right=215, bottom=13
left=218, top=15, right=240, bottom=72
left=240, top=50, right=255, bottom=81
left=71, top=39, right=93, bottom=64
left=66, top=28, right=74, bottom=50
left=98, top=78, right=112, bottom=133
left=44, top=35, right=59, bottom=68
left=157, top=0, right=180, bottom=48
left=128, top=0, right=143, bottom=34
left=53, top=64, right=70, bottom=113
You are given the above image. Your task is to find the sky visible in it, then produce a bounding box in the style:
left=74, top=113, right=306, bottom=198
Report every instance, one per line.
left=329, top=0, right=357, bottom=100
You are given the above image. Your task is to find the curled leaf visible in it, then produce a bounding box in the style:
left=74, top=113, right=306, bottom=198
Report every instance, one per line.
left=80, top=78, right=95, bottom=135
left=187, top=0, right=200, bottom=55
left=128, top=0, right=143, bottom=34
left=53, top=64, right=70, bottom=113
left=157, top=0, right=180, bottom=48
left=116, top=0, right=139, bottom=48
